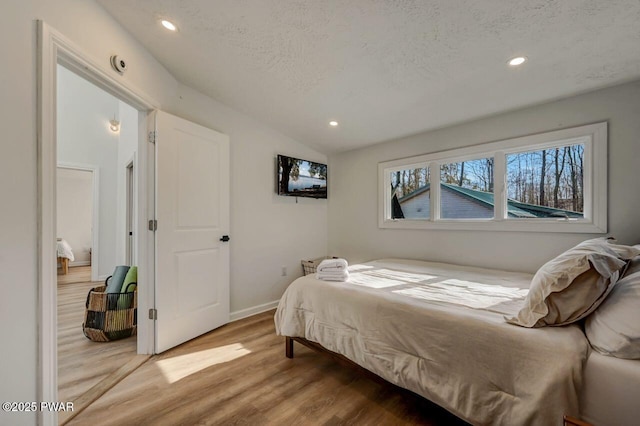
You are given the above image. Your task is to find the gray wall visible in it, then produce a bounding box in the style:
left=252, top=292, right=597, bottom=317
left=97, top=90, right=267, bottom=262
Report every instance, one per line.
left=328, top=80, right=640, bottom=273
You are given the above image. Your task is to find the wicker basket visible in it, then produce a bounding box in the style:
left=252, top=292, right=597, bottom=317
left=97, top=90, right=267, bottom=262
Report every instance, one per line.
left=83, top=285, right=137, bottom=342
left=301, top=256, right=338, bottom=276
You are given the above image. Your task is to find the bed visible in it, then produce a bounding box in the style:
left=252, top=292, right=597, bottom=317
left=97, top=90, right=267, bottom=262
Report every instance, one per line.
left=275, top=257, right=640, bottom=426
left=56, top=238, right=74, bottom=274
left=581, top=351, right=640, bottom=425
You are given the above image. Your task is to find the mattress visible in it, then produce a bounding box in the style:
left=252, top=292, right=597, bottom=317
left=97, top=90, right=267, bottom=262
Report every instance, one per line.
left=275, top=258, right=590, bottom=426
left=580, top=351, right=640, bottom=426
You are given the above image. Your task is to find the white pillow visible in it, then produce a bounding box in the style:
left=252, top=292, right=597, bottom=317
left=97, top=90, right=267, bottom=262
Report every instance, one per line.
left=507, top=238, right=639, bottom=328
left=585, top=257, right=640, bottom=359
left=623, top=253, right=640, bottom=276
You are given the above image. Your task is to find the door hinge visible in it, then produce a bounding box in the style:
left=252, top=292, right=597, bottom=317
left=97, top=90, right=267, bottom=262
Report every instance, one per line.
left=149, top=308, right=157, bottom=320
left=148, top=219, right=157, bottom=231
left=148, top=131, right=156, bottom=144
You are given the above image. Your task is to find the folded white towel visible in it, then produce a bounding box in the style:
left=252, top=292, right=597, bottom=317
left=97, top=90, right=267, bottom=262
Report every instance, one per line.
left=317, top=269, right=347, bottom=276
left=316, top=270, right=349, bottom=282
left=319, top=267, right=344, bottom=273
left=317, top=258, right=348, bottom=272
left=317, top=274, right=349, bottom=282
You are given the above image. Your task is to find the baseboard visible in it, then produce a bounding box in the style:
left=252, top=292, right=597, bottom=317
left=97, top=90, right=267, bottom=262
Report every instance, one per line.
left=70, top=261, right=91, bottom=267
left=230, top=300, right=279, bottom=322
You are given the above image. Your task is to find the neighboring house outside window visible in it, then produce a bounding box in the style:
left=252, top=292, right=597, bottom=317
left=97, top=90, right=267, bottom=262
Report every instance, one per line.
left=398, top=183, right=584, bottom=220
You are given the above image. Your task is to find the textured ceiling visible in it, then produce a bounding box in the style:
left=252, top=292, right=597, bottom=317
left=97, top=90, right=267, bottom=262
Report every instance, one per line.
left=97, top=0, right=640, bottom=153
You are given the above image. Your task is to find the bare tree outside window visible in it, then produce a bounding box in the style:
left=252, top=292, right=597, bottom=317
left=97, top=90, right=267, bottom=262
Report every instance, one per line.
left=391, top=167, right=430, bottom=198
left=441, top=158, right=494, bottom=192
left=506, top=144, right=584, bottom=216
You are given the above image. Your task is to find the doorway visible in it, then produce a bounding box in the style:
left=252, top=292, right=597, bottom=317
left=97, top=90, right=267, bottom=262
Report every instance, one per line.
left=38, top=21, right=157, bottom=425
left=56, top=165, right=97, bottom=283
left=39, top=21, right=231, bottom=425
left=56, top=64, right=140, bottom=405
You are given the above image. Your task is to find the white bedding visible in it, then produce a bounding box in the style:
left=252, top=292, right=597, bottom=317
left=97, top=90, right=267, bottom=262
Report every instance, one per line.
left=56, top=239, right=74, bottom=261
left=275, top=259, right=590, bottom=426
left=580, top=351, right=640, bottom=426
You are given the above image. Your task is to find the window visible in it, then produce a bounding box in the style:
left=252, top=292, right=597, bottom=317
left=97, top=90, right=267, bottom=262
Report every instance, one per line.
left=440, top=157, right=494, bottom=219
left=390, top=166, right=430, bottom=219
left=379, top=122, right=607, bottom=233
left=506, top=144, right=584, bottom=218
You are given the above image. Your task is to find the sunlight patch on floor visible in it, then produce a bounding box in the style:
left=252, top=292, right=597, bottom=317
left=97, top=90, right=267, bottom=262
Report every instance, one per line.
left=157, top=343, right=251, bottom=383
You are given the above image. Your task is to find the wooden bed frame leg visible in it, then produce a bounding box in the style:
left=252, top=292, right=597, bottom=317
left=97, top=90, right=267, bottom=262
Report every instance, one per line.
left=285, top=336, right=294, bottom=358
left=58, top=257, right=69, bottom=275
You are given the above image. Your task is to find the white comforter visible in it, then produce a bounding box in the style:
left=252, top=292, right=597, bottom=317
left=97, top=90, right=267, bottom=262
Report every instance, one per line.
left=56, top=239, right=74, bottom=261
left=275, top=259, right=590, bottom=426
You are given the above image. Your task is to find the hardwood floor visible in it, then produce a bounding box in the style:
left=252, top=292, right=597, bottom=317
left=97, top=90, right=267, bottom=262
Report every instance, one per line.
left=57, top=271, right=137, bottom=406
left=70, top=310, right=468, bottom=426
left=57, top=265, right=91, bottom=285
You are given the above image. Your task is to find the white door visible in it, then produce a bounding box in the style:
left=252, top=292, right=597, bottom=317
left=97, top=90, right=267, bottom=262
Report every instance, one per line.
left=153, top=110, right=230, bottom=353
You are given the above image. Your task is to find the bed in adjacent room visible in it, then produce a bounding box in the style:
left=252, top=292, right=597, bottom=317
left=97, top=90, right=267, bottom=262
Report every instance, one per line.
left=275, top=239, right=640, bottom=426
left=56, top=238, right=75, bottom=275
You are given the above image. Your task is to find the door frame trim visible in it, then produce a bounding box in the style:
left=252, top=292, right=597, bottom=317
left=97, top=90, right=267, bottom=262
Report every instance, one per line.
left=125, top=157, right=135, bottom=267
left=38, top=21, right=158, bottom=426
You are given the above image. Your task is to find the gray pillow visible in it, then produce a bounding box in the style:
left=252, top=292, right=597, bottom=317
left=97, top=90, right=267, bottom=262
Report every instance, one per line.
left=507, top=238, right=639, bottom=327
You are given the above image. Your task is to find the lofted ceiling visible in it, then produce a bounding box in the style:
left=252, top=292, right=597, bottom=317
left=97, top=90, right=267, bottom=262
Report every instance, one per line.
left=97, top=0, right=640, bottom=154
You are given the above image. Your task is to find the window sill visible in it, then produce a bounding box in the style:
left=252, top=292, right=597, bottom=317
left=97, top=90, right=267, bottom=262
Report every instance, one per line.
left=379, top=218, right=606, bottom=233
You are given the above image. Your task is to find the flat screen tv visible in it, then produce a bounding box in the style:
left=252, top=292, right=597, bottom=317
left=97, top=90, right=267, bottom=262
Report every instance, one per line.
left=277, top=154, right=327, bottom=199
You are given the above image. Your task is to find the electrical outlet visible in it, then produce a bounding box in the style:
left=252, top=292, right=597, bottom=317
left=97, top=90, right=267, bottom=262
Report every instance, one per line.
left=281, top=266, right=287, bottom=276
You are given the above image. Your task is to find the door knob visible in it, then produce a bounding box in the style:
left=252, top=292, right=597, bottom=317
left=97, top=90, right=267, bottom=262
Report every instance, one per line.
left=220, top=235, right=230, bottom=242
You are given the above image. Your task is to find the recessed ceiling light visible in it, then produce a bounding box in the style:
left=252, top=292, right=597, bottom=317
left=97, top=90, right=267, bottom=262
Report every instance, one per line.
left=329, top=121, right=339, bottom=127
left=508, top=56, right=527, bottom=66
left=161, top=20, right=177, bottom=31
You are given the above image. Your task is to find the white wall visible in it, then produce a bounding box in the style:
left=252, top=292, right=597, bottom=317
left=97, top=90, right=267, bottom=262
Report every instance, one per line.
left=57, top=64, right=121, bottom=278
left=328, top=80, right=640, bottom=273
left=172, top=85, right=328, bottom=315
left=58, top=67, right=140, bottom=276
left=0, top=2, right=326, bottom=423
left=56, top=168, right=92, bottom=265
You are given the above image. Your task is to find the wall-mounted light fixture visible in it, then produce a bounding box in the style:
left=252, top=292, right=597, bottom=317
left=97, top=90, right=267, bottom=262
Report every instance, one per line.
left=109, top=116, right=120, bottom=133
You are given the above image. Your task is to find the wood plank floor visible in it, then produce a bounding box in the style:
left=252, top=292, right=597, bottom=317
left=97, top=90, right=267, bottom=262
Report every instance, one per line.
left=57, top=265, right=91, bottom=285
left=69, top=310, right=468, bottom=426
left=57, top=268, right=137, bottom=404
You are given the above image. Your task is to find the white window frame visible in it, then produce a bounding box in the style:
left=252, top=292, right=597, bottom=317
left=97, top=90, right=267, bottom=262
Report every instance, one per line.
left=378, top=122, right=607, bottom=233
